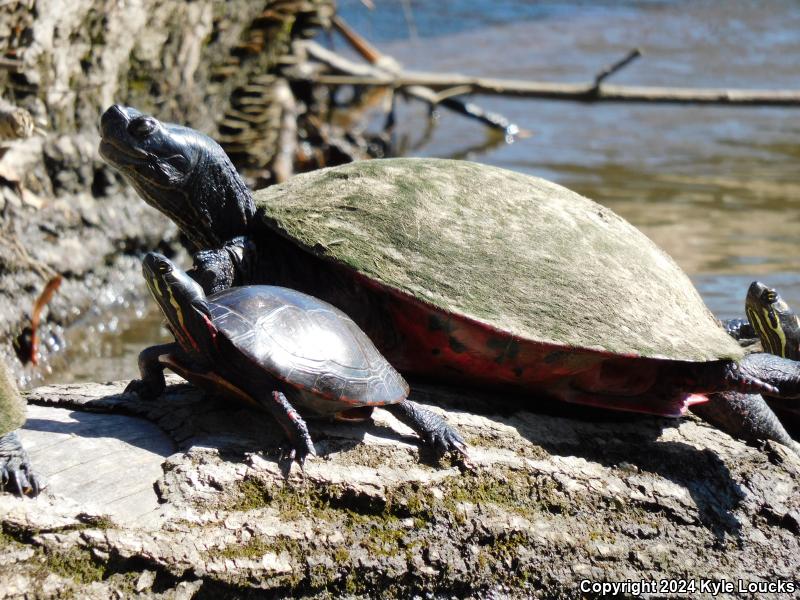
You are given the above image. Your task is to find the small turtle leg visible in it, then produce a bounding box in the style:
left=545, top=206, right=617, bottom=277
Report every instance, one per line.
left=191, top=236, right=259, bottom=295
left=0, top=431, right=41, bottom=497
left=125, top=342, right=182, bottom=399
left=384, top=400, right=467, bottom=458
left=722, top=318, right=756, bottom=341
left=252, top=391, right=316, bottom=465
left=694, top=393, right=800, bottom=456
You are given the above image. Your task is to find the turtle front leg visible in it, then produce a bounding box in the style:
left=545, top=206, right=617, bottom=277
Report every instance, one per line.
left=253, top=391, right=316, bottom=465
left=693, top=392, right=800, bottom=456
left=675, top=355, right=800, bottom=397
left=125, top=342, right=182, bottom=399
left=191, top=235, right=259, bottom=294
left=0, top=431, right=41, bottom=497
left=736, top=353, right=800, bottom=398
left=384, top=400, right=468, bottom=459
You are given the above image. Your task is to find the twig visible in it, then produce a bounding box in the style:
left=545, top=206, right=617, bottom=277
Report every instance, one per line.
left=27, top=275, right=63, bottom=366
left=593, top=48, right=642, bottom=88
left=311, top=22, right=524, bottom=135
left=432, top=85, right=475, bottom=104
left=269, top=79, right=297, bottom=184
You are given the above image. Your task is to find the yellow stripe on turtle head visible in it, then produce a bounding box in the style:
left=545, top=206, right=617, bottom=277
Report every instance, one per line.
left=747, top=304, right=786, bottom=357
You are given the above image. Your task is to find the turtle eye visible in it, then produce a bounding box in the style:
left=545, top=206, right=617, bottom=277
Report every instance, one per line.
left=761, top=288, right=778, bottom=304
left=127, top=116, right=158, bottom=139
left=157, top=260, right=171, bottom=274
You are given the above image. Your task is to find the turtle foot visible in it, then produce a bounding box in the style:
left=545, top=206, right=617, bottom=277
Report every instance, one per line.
left=191, top=236, right=256, bottom=294
left=124, top=378, right=162, bottom=400
left=278, top=438, right=317, bottom=469
left=386, top=400, right=469, bottom=460
left=737, top=353, right=800, bottom=398
left=0, top=431, right=42, bottom=497
left=261, top=391, right=316, bottom=467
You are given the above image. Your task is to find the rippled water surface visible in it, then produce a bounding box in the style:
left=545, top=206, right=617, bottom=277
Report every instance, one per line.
left=46, top=0, right=800, bottom=383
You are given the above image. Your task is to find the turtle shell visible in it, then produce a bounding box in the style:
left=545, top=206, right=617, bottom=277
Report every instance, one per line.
left=205, top=285, right=409, bottom=410
left=254, top=158, right=742, bottom=363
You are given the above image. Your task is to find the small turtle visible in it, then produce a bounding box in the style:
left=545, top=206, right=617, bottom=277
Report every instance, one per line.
left=0, top=361, right=40, bottom=496
left=697, top=283, right=800, bottom=454
left=744, top=282, right=800, bottom=361
left=100, top=105, right=800, bottom=446
left=707, top=283, right=800, bottom=453
left=126, top=252, right=466, bottom=462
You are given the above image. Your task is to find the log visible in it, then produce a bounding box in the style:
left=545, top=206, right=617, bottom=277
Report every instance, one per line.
left=2, top=378, right=799, bottom=597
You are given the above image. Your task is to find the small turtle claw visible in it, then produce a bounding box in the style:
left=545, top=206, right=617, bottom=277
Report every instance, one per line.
left=278, top=439, right=316, bottom=468
left=426, top=427, right=469, bottom=460
left=386, top=400, right=469, bottom=462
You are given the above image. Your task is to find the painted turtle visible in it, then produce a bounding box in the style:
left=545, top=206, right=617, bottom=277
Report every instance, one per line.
left=100, top=105, right=800, bottom=445
left=696, top=282, right=800, bottom=454
left=0, top=361, right=40, bottom=496
left=126, top=252, right=466, bottom=462
left=744, top=282, right=800, bottom=360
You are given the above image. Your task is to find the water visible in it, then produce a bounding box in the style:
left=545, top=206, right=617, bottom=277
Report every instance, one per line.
left=42, top=0, right=800, bottom=383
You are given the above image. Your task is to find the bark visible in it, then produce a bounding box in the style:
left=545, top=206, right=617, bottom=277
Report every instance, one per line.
left=1, top=378, right=799, bottom=598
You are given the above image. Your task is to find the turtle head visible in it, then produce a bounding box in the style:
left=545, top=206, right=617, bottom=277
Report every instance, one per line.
left=745, top=281, right=800, bottom=360
left=142, top=252, right=217, bottom=353
left=100, top=105, right=255, bottom=252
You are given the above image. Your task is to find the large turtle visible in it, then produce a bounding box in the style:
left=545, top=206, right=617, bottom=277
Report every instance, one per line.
left=99, top=105, right=800, bottom=442
left=0, top=361, right=40, bottom=496
left=127, top=252, right=466, bottom=461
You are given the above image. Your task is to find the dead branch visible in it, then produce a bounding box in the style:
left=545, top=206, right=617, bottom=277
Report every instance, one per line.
left=297, top=40, right=800, bottom=107
left=324, top=18, right=523, bottom=136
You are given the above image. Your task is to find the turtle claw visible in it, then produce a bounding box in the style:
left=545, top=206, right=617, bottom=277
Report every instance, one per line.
left=386, top=400, right=469, bottom=462
left=278, top=438, right=316, bottom=470
left=425, top=426, right=469, bottom=461
left=736, top=353, right=800, bottom=398
left=0, top=432, right=42, bottom=498
left=124, top=378, right=161, bottom=400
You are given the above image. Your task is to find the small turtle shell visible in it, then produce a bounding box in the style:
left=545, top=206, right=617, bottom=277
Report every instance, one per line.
left=206, top=286, right=409, bottom=407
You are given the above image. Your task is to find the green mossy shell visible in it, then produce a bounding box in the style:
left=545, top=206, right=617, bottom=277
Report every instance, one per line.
left=0, top=362, right=26, bottom=435
left=255, top=158, right=743, bottom=362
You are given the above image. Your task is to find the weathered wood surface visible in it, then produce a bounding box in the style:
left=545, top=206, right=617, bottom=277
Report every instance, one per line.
left=18, top=403, right=173, bottom=527
left=2, top=379, right=799, bottom=598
